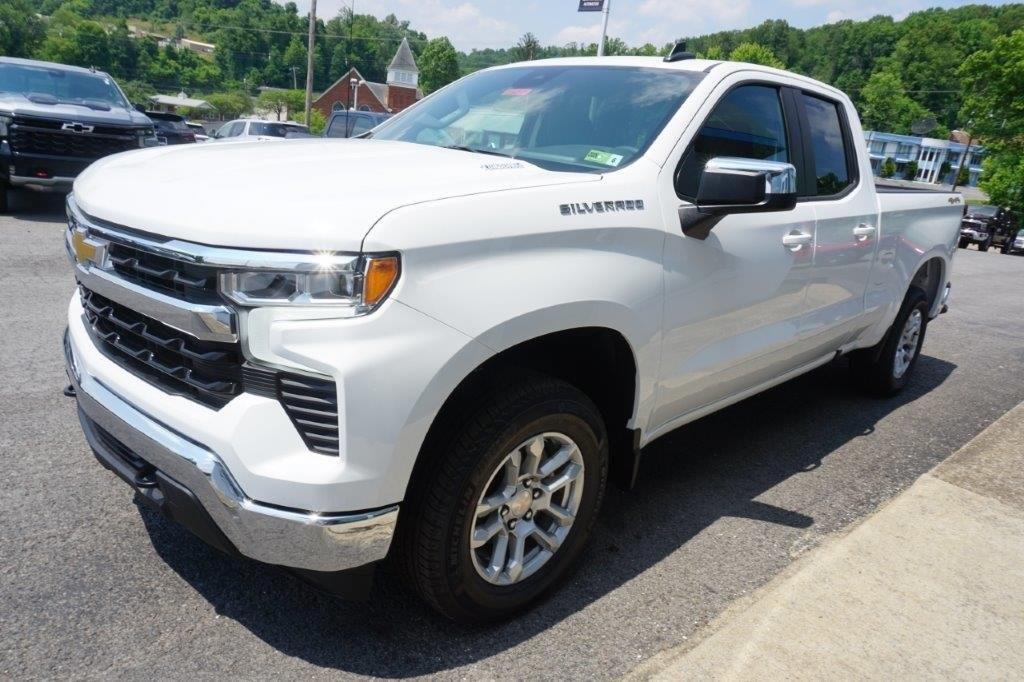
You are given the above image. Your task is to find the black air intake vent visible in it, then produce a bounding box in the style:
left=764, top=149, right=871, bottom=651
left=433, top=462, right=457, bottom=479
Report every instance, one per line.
left=277, top=374, right=340, bottom=456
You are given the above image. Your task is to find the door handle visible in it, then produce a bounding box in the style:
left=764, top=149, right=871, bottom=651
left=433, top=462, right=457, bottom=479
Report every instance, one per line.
left=782, top=231, right=813, bottom=252
left=853, top=224, right=876, bottom=241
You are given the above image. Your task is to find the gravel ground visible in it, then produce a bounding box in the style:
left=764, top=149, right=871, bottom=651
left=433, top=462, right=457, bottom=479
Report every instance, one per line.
left=3, top=191, right=1023, bottom=679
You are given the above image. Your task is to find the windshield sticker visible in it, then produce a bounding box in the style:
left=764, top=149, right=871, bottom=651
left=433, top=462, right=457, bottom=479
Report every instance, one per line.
left=503, top=88, right=533, bottom=97
left=584, top=150, right=624, bottom=167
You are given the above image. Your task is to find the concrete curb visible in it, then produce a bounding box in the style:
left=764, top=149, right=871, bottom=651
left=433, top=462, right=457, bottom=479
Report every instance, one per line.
left=628, top=402, right=1024, bottom=681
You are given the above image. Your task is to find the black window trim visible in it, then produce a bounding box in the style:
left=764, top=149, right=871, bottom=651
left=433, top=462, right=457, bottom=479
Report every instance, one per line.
left=674, top=79, right=802, bottom=203
left=794, top=89, right=860, bottom=203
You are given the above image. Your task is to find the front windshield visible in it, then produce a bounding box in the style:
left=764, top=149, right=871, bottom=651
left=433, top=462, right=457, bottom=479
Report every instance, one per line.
left=371, top=65, right=704, bottom=173
left=0, top=63, right=128, bottom=110
left=971, top=205, right=998, bottom=216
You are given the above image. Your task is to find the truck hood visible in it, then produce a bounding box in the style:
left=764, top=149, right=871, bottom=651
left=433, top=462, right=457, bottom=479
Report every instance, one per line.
left=74, top=139, right=602, bottom=251
left=0, top=93, right=151, bottom=128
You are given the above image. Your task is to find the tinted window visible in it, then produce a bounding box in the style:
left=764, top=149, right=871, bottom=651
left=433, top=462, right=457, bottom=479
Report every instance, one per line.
left=676, top=85, right=788, bottom=199
left=249, top=122, right=295, bottom=138
left=802, top=94, right=852, bottom=196
left=350, top=115, right=376, bottom=137
left=325, top=113, right=349, bottom=138
left=372, top=66, right=703, bottom=173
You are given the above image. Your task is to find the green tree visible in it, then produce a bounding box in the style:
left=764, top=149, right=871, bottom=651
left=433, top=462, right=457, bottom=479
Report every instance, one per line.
left=0, top=0, right=46, bottom=57
left=418, top=37, right=460, bottom=94
left=728, top=42, right=785, bottom=69
left=956, top=165, right=970, bottom=187
left=295, top=108, right=326, bottom=134
left=904, top=160, right=919, bottom=181
left=513, top=33, right=541, bottom=62
left=204, top=91, right=253, bottom=119
left=256, top=88, right=304, bottom=120
left=881, top=158, right=897, bottom=179
left=859, top=70, right=932, bottom=134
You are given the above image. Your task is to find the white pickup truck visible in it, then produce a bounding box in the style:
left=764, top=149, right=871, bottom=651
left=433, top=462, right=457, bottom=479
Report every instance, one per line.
left=64, top=54, right=961, bottom=623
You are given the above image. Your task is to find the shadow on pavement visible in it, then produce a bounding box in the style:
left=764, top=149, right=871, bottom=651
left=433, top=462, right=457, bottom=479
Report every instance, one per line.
left=139, top=347, right=955, bottom=677
left=2, top=190, right=67, bottom=222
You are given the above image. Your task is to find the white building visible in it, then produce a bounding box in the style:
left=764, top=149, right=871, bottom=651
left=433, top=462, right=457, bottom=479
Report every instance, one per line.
left=864, top=131, right=985, bottom=186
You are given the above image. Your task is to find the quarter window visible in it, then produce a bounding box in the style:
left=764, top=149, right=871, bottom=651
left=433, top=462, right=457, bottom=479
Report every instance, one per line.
left=676, top=85, right=789, bottom=199
left=801, top=94, right=853, bottom=196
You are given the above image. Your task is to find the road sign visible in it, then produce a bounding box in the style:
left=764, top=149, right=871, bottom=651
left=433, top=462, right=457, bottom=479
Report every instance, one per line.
left=579, top=0, right=604, bottom=11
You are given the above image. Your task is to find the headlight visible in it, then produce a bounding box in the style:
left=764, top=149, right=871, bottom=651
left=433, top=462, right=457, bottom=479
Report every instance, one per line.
left=220, top=254, right=400, bottom=315
left=137, top=128, right=158, bottom=147
left=0, top=114, right=12, bottom=137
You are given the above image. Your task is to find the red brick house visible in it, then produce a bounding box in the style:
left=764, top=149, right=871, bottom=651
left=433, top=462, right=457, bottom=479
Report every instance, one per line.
left=313, top=37, right=422, bottom=118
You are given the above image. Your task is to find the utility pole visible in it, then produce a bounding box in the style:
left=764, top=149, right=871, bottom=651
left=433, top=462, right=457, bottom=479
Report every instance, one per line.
left=597, top=0, right=611, bottom=57
left=304, top=0, right=317, bottom=125
left=952, top=128, right=973, bottom=193
left=291, top=66, right=298, bottom=90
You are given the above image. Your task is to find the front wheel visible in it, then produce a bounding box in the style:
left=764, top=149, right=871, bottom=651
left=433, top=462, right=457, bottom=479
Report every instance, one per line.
left=850, top=286, right=930, bottom=396
left=958, top=237, right=969, bottom=249
left=979, top=239, right=990, bottom=252
left=397, top=373, right=608, bottom=624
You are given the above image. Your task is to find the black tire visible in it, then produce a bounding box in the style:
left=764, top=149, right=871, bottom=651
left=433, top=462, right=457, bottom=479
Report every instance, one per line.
left=979, top=239, right=990, bottom=252
left=0, top=179, right=9, bottom=214
left=396, top=372, right=608, bottom=624
left=958, top=237, right=969, bottom=249
left=850, top=286, right=930, bottom=397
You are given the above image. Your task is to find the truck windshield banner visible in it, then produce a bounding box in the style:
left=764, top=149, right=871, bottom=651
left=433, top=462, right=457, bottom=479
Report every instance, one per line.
left=579, top=0, right=605, bottom=11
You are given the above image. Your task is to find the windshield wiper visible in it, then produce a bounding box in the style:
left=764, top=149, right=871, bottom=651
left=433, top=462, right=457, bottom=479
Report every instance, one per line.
left=441, top=144, right=516, bottom=159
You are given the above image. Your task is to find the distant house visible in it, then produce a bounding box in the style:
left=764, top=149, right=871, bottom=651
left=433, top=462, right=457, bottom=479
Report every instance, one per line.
left=148, top=92, right=215, bottom=116
left=313, top=37, right=422, bottom=117
left=128, top=25, right=215, bottom=54
left=864, top=130, right=985, bottom=186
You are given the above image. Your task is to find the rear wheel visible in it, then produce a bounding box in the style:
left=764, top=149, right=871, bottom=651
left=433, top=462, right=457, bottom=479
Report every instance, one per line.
left=979, top=238, right=990, bottom=252
left=850, top=286, right=930, bottom=396
left=0, top=179, right=9, bottom=214
left=397, top=373, right=608, bottom=624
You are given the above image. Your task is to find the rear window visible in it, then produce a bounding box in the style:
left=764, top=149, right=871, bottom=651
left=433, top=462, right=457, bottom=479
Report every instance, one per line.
left=249, top=122, right=307, bottom=137
left=153, top=118, right=189, bottom=132
left=801, top=94, right=853, bottom=196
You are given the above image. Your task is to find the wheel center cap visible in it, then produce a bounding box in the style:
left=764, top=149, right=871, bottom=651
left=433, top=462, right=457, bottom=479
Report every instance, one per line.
left=508, top=490, right=533, bottom=518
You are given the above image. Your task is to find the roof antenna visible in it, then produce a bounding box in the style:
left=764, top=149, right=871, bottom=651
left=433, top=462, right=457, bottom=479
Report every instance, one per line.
left=664, top=42, right=695, bottom=63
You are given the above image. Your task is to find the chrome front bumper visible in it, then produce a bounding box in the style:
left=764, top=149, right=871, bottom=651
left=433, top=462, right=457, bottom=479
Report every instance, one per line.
left=66, top=335, right=399, bottom=573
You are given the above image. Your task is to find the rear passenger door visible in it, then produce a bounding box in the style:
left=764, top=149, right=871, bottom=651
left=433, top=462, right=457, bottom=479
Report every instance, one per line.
left=796, top=91, right=880, bottom=346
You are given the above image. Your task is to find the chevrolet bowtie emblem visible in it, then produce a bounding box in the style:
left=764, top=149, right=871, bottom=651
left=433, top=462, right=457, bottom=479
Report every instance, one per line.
left=62, top=122, right=95, bottom=134
left=71, top=229, right=107, bottom=267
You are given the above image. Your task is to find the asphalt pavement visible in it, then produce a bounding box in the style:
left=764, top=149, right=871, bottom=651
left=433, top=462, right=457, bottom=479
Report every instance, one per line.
left=3, top=191, right=1024, bottom=679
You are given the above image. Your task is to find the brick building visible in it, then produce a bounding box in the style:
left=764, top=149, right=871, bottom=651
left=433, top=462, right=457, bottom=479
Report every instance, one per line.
left=313, top=37, right=422, bottom=118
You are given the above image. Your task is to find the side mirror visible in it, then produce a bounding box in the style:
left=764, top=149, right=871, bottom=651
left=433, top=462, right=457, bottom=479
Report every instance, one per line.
left=680, top=157, right=798, bottom=240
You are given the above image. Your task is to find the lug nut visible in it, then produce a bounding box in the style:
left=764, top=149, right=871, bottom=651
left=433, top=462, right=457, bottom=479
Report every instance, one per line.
left=500, top=505, right=510, bottom=517
left=507, top=519, right=518, bottom=530
left=532, top=489, right=542, bottom=499
left=524, top=510, right=533, bottom=521
left=522, top=478, right=532, bottom=488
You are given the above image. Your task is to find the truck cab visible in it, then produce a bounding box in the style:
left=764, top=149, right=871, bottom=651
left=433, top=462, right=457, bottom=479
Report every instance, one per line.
left=64, top=56, right=962, bottom=623
left=959, top=204, right=1019, bottom=252
left=0, top=57, right=157, bottom=212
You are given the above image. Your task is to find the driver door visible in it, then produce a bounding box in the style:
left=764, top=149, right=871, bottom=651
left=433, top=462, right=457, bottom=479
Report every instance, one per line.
left=650, top=82, right=819, bottom=433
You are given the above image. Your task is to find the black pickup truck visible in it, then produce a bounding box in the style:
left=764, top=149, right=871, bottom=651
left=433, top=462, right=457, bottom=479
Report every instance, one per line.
left=958, top=204, right=1019, bottom=253
left=0, top=57, right=157, bottom=212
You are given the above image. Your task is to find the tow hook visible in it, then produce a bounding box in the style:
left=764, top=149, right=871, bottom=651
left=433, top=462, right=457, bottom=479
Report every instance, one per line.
left=63, top=384, right=77, bottom=398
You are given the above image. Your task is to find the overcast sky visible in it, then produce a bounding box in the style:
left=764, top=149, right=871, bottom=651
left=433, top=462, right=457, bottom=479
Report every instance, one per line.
left=277, top=0, right=1010, bottom=51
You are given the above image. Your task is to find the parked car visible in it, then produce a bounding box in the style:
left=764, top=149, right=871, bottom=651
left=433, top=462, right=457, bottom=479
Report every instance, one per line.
left=1004, top=231, right=1024, bottom=255
left=0, top=56, right=157, bottom=212
left=144, top=111, right=196, bottom=145
left=958, top=204, right=1018, bottom=252
left=210, top=119, right=310, bottom=141
left=325, top=110, right=390, bottom=138
left=64, top=54, right=963, bottom=624
left=185, top=121, right=209, bottom=142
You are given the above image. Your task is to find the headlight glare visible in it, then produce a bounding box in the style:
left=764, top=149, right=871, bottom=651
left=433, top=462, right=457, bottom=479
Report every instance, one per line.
left=219, top=254, right=398, bottom=314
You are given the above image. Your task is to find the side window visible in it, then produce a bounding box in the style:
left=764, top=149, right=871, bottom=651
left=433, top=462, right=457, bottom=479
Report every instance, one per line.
left=801, top=94, right=853, bottom=197
left=325, top=114, right=348, bottom=138
left=676, top=85, right=788, bottom=199
left=214, top=122, right=233, bottom=138
left=350, top=115, right=375, bottom=137
left=223, top=121, right=244, bottom=137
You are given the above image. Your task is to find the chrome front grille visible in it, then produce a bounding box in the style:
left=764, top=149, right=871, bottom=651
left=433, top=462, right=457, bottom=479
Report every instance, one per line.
left=80, top=286, right=244, bottom=407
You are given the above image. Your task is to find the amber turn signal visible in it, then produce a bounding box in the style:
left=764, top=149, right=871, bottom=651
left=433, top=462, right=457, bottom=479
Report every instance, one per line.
left=363, top=256, right=400, bottom=307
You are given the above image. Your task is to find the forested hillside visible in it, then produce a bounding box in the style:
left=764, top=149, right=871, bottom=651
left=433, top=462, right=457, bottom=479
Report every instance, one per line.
left=2, top=0, right=1022, bottom=136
